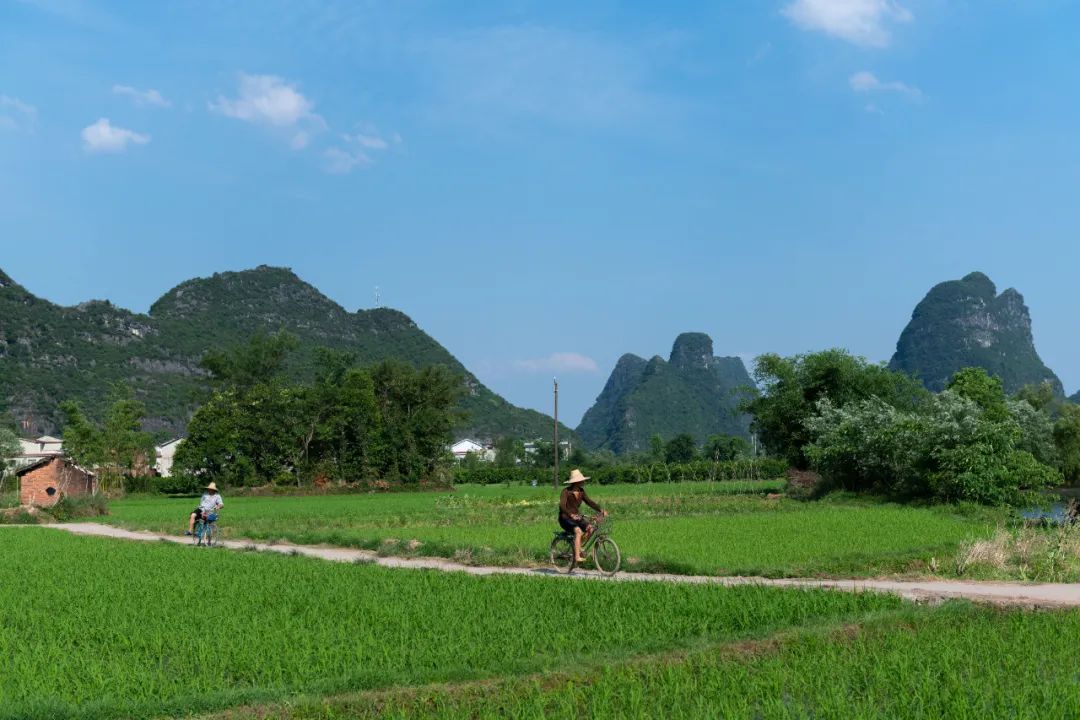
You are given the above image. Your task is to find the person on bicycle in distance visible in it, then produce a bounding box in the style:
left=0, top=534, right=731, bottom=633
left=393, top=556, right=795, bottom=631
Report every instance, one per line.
left=559, top=469, right=605, bottom=563
left=185, top=482, right=223, bottom=536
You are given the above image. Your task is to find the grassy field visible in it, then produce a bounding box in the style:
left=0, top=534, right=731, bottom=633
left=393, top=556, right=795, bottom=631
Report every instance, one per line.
left=225, top=604, right=1080, bottom=719
left=0, top=528, right=901, bottom=720
left=101, top=483, right=999, bottom=577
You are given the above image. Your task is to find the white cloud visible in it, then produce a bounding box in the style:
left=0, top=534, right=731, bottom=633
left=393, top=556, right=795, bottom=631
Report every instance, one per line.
left=323, top=127, right=399, bottom=174
left=0, top=95, right=37, bottom=131
left=81, top=118, right=149, bottom=153
left=322, top=146, right=369, bottom=174
left=112, top=84, right=171, bottom=108
left=783, top=0, right=912, bottom=47
left=514, top=353, right=600, bottom=375
left=849, top=71, right=922, bottom=99
left=210, top=73, right=325, bottom=149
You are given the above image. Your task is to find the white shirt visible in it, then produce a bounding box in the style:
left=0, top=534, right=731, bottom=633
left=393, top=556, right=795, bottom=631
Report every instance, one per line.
left=198, top=493, right=223, bottom=513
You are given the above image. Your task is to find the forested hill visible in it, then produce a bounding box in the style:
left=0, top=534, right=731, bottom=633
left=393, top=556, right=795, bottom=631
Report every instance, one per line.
left=888, top=271, right=1063, bottom=394
left=0, top=265, right=569, bottom=440
left=576, top=332, right=753, bottom=454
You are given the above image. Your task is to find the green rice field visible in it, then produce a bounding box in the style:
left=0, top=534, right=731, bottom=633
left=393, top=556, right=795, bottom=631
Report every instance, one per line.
left=0, top=528, right=900, bottom=720
left=101, top=483, right=1000, bottom=577
left=236, top=605, right=1080, bottom=719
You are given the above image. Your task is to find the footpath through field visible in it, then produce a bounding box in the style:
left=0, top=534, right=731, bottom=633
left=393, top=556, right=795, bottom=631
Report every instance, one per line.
left=41, top=522, right=1080, bottom=609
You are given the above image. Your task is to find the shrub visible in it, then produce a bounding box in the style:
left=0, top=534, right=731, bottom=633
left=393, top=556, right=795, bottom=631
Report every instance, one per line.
left=47, top=494, right=109, bottom=522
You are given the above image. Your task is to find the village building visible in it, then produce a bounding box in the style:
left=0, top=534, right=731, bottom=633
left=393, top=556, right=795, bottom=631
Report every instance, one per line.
left=154, top=438, right=184, bottom=477
left=450, top=439, right=495, bottom=462
left=11, top=435, right=64, bottom=472
left=15, top=456, right=97, bottom=508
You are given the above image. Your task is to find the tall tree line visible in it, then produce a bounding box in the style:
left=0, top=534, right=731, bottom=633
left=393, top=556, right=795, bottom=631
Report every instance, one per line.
left=173, top=333, right=460, bottom=486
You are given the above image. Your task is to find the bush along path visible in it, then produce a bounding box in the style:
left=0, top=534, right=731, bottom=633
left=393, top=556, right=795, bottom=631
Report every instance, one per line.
left=28, top=522, right=1080, bottom=609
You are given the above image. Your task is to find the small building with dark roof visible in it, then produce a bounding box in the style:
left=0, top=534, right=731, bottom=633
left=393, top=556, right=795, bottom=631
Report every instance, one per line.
left=16, top=456, right=97, bottom=508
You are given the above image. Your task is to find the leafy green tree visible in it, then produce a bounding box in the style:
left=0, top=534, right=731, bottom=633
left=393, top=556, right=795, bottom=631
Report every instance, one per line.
left=1015, top=381, right=1060, bottom=414
left=60, top=401, right=104, bottom=470
left=806, top=390, right=1060, bottom=505
left=664, top=434, right=697, bottom=463
left=947, top=367, right=1010, bottom=422
left=704, top=434, right=750, bottom=462
left=530, top=439, right=554, bottom=469
left=1054, top=404, right=1080, bottom=484
left=0, top=426, right=20, bottom=495
left=567, top=445, right=590, bottom=467
left=201, top=331, right=299, bottom=391
left=494, top=437, right=525, bottom=468
left=100, top=395, right=156, bottom=490
left=743, top=350, right=928, bottom=468
left=649, top=434, right=665, bottom=463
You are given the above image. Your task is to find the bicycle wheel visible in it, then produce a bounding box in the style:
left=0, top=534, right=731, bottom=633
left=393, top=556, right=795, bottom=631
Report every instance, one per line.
left=193, top=521, right=203, bottom=546
left=549, top=535, right=577, bottom=573
left=205, top=524, right=215, bottom=548
left=592, top=537, right=621, bottom=575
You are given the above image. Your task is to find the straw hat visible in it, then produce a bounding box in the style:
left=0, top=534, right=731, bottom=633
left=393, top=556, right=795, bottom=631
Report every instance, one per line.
left=204, top=482, right=219, bottom=492
left=563, top=469, right=590, bottom=485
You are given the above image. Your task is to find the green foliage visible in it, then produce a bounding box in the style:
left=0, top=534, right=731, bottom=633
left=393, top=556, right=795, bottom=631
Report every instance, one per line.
left=664, top=433, right=697, bottom=463
left=0, top=425, right=19, bottom=491
left=704, top=434, right=751, bottom=462
left=1054, top=404, right=1080, bottom=484
left=174, top=337, right=459, bottom=486
left=806, top=388, right=1061, bottom=505
left=60, top=393, right=155, bottom=493
left=0, top=265, right=569, bottom=442
left=947, top=367, right=1009, bottom=422
left=0, top=528, right=899, bottom=719
left=744, top=349, right=928, bottom=469
left=577, top=334, right=753, bottom=455
left=46, top=494, right=109, bottom=522
left=890, top=271, right=1063, bottom=394
left=493, top=437, right=524, bottom=468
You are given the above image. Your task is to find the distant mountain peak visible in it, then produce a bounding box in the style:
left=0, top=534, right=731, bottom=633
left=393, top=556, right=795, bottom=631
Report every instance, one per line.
left=577, top=332, right=752, bottom=454
left=670, top=332, right=714, bottom=370
left=890, top=271, right=1062, bottom=394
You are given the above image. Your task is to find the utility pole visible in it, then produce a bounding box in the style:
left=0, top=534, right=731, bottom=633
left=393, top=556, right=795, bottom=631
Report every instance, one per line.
left=553, top=377, right=559, bottom=489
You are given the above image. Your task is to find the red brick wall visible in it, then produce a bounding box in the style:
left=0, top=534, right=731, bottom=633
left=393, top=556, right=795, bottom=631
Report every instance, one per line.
left=19, top=459, right=96, bottom=508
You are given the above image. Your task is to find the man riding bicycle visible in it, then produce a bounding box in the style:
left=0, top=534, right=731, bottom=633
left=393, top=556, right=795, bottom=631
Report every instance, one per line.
left=185, top=481, right=223, bottom=536
left=558, top=469, right=606, bottom=563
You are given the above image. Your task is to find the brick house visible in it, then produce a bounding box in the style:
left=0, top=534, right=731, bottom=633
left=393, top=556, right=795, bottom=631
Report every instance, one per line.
left=16, top=456, right=97, bottom=508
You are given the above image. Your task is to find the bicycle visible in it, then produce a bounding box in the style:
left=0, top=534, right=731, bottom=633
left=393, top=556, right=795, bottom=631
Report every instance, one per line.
left=550, top=514, right=621, bottom=575
left=193, top=513, right=218, bottom=548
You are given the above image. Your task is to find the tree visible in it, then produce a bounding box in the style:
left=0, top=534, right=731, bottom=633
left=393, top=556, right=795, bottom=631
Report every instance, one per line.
left=947, top=367, right=1009, bottom=423
left=806, top=390, right=1060, bottom=505
left=201, top=331, right=299, bottom=391
left=60, top=401, right=103, bottom=471
left=0, top=426, right=19, bottom=495
left=742, top=350, right=928, bottom=468
left=649, top=434, right=665, bottom=463
left=664, top=434, right=697, bottom=464
left=1054, top=404, right=1080, bottom=484
left=99, top=395, right=156, bottom=491
left=704, top=434, right=750, bottom=462
left=1016, top=381, right=1060, bottom=414
left=494, top=437, right=525, bottom=468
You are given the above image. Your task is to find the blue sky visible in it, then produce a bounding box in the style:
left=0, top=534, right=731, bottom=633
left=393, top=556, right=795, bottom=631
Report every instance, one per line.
left=3, top=0, right=1080, bottom=426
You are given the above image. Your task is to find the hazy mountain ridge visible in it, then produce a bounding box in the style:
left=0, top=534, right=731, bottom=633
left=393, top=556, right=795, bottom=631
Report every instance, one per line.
left=577, top=332, right=753, bottom=454
left=0, top=265, right=568, bottom=440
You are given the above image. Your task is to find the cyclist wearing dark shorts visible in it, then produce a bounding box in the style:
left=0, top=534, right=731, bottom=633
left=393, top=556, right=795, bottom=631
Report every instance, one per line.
left=559, top=469, right=605, bottom=563
left=185, top=482, right=223, bottom=536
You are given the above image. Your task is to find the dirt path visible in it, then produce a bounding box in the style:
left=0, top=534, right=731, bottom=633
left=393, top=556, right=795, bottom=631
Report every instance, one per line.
left=36, top=522, right=1080, bottom=609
